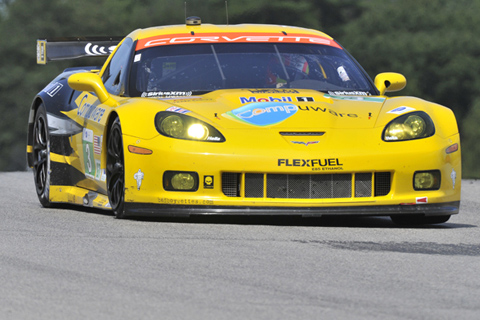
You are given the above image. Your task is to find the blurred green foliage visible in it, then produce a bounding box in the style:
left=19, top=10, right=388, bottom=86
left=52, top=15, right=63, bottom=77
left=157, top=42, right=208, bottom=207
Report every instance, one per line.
left=0, top=0, right=478, bottom=176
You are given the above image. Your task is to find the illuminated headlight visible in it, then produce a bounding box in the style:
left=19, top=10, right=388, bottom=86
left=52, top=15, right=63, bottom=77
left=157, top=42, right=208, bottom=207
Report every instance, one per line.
left=414, top=170, right=441, bottom=190
left=163, top=171, right=199, bottom=191
left=383, top=111, right=434, bottom=141
left=188, top=123, right=209, bottom=140
left=155, top=111, right=225, bottom=142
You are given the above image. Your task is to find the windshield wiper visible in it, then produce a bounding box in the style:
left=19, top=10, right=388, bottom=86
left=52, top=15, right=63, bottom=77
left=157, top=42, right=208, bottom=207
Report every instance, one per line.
left=274, top=44, right=290, bottom=81
left=211, top=45, right=226, bottom=87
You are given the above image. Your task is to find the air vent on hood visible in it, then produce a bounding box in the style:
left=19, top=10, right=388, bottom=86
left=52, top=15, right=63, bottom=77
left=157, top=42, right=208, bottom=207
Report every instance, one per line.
left=279, top=132, right=325, bottom=136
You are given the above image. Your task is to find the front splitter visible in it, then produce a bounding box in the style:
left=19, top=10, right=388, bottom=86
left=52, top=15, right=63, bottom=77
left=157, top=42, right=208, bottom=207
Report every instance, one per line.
left=124, top=201, right=460, bottom=218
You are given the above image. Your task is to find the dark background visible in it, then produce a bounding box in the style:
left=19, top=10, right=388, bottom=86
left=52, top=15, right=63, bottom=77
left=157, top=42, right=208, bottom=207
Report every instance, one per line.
left=1, top=0, right=478, bottom=176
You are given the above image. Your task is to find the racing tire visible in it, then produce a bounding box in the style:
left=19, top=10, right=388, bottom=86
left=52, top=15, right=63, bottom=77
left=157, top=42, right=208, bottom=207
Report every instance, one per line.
left=106, top=118, right=126, bottom=219
left=32, top=104, right=53, bottom=207
left=390, top=215, right=450, bottom=226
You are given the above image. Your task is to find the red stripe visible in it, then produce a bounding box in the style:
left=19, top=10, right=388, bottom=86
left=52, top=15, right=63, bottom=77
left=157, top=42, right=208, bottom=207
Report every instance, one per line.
left=136, top=32, right=341, bottom=50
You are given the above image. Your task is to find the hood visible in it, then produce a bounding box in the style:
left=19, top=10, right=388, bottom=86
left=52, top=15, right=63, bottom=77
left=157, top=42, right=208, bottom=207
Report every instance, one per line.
left=156, top=89, right=388, bottom=130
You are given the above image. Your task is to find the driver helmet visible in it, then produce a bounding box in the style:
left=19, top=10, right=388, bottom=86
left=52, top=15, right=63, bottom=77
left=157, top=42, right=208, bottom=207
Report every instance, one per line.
left=266, top=54, right=310, bottom=87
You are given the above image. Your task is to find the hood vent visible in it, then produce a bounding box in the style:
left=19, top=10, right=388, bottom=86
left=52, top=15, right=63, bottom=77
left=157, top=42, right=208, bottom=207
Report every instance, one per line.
left=279, top=132, right=325, bottom=136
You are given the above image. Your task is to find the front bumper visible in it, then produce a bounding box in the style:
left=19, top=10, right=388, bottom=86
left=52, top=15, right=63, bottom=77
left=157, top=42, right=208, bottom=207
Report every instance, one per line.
left=121, top=127, right=461, bottom=216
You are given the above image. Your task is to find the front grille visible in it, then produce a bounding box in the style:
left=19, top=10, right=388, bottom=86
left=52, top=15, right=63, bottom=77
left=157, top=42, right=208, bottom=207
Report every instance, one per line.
left=222, top=172, right=240, bottom=197
left=245, top=173, right=263, bottom=197
left=222, top=172, right=391, bottom=199
left=355, top=173, right=372, bottom=198
left=375, top=172, right=391, bottom=196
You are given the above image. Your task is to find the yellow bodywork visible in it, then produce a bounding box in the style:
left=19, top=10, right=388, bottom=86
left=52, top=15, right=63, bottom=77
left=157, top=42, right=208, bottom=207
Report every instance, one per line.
left=31, top=23, right=461, bottom=216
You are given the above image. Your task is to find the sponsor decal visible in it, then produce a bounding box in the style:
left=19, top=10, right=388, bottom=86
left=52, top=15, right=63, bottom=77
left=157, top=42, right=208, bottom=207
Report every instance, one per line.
left=249, top=89, right=299, bottom=94
left=158, top=198, right=214, bottom=205
left=239, top=96, right=293, bottom=104
left=325, top=94, right=387, bottom=104
left=134, top=54, right=141, bottom=62
left=94, top=160, right=102, bottom=181
left=337, top=66, right=350, bottom=82
left=93, top=135, right=102, bottom=155
left=37, top=40, right=46, bottom=64
left=416, top=197, right=428, bottom=204
left=296, top=97, right=315, bottom=102
left=291, top=141, right=319, bottom=146
left=136, top=32, right=341, bottom=50
left=297, top=105, right=358, bottom=118
left=77, top=94, right=105, bottom=123
left=225, top=102, right=297, bottom=126
left=43, top=82, right=63, bottom=97
left=166, top=106, right=190, bottom=114
left=384, top=136, right=399, bottom=141
left=134, top=169, right=144, bottom=190
left=84, top=43, right=116, bottom=56
left=82, top=134, right=106, bottom=182
left=82, top=128, right=96, bottom=178
left=451, top=169, right=457, bottom=189
left=278, top=158, right=343, bottom=171
left=327, top=91, right=371, bottom=97
left=142, top=91, right=192, bottom=98
left=387, top=106, right=415, bottom=114
left=204, top=176, right=214, bottom=189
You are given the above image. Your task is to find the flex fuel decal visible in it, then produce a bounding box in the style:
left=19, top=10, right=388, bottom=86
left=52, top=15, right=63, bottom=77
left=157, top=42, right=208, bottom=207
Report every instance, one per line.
left=224, top=102, right=298, bottom=126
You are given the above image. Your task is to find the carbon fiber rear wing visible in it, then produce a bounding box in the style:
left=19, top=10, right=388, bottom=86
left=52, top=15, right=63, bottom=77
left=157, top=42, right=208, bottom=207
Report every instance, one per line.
left=36, top=36, right=124, bottom=64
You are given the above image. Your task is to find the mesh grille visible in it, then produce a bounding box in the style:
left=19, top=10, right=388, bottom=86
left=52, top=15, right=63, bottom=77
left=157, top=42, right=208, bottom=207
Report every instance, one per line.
left=267, top=173, right=352, bottom=199
left=266, top=174, right=288, bottom=198
left=223, top=172, right=391, bottom=199
left=222, top=173, right=240, bottom=197
left=355, top=173, right=372, bottom=197
left=332, top=174, right=352, bottom=198
left=375, top=172, right=391, bottom=196
left=245, top=173, right=264, bottom=197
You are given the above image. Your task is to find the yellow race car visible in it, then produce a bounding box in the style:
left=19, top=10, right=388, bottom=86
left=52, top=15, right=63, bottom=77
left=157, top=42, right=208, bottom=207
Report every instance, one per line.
left=27, top=17, right=461, bottom=224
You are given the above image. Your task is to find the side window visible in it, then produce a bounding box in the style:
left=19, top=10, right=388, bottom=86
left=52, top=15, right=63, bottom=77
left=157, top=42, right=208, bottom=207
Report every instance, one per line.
left=102, top=38, right=134, bottom=96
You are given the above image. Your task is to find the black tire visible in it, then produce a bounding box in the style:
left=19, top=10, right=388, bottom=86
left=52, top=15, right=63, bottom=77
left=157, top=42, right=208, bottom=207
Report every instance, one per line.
left=32, top=104, right=53, bottom=207
left=390, top=215, right=450, bottom=226
left=106, top=118, right=126, bottom=218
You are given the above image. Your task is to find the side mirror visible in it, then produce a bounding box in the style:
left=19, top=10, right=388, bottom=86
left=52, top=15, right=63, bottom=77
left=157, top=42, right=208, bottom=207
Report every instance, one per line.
left=374, top=72, right=407, bottom=96
left=68, top=72, right=118, bottom=107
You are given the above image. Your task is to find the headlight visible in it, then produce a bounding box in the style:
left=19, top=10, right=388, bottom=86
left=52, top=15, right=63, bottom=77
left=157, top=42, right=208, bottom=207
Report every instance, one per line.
left=161, top=115, right=185, bottom=137
left=383, top=111, right=435, bottom=141
left=188, top=123, right=209, bottom=140
left=155, top=111, right=225, bottom=142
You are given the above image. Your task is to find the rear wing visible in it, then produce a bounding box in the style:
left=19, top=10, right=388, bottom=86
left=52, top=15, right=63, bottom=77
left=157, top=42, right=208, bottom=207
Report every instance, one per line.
left=36, top=36, right=124, bottom=64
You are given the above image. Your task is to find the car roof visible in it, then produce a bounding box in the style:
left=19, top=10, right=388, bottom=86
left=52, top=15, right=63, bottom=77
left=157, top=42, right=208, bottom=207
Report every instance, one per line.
left=126, top=23, right=334, bottom=42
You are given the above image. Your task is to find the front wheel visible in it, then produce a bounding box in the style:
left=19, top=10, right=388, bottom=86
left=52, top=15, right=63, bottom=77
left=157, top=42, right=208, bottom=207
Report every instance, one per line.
left=390, top=215, right=450, bottom=226
left=106, top=118, right=126, bottom=218
left=32, top=104, right=53, bottom=207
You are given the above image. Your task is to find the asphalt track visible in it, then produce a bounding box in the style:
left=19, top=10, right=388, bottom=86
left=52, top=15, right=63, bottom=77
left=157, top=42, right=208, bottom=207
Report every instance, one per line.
left=1, top=171, right=479, bottom=319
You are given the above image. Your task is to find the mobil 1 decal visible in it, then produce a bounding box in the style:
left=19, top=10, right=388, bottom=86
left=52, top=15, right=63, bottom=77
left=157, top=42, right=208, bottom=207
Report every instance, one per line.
left=224, top=102, right=298, bottom=126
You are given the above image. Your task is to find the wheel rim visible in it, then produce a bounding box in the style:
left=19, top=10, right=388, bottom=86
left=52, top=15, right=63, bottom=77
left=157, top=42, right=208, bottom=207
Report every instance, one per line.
left=33, top=112, right=49, bottom=195
left=107, top=123, right=124, bottom=211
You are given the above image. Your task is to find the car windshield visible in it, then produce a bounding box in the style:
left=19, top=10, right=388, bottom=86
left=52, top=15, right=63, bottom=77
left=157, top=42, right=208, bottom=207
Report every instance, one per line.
left=129, top=43, right=376, bottom=97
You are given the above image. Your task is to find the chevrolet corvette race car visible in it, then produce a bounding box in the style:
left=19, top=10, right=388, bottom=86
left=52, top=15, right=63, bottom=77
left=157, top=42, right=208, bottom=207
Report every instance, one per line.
left=27, top=17, right=461, bottom=224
